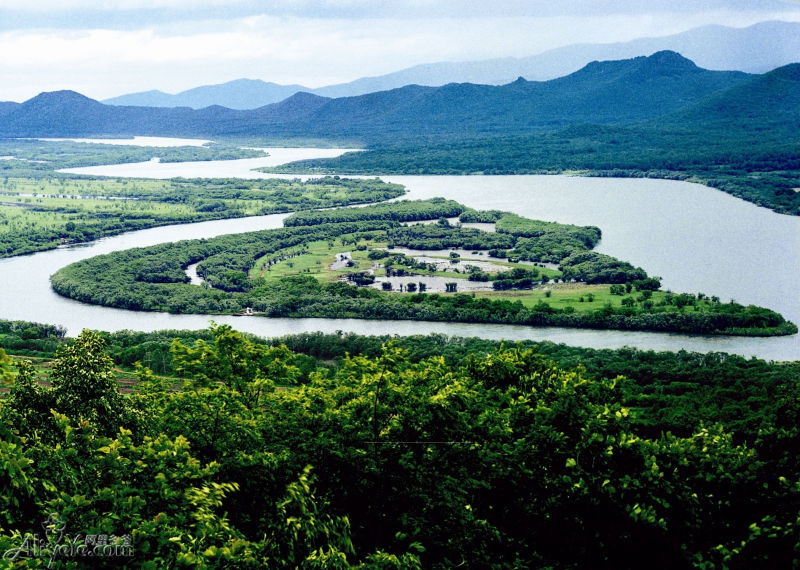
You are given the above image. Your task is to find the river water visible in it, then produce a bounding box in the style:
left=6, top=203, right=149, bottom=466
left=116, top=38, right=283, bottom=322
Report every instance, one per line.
left=2, top=146, right=798, bottom=361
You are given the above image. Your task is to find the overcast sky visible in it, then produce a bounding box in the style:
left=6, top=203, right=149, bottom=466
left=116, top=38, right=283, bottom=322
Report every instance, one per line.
left=1, top=0, right=799, bottom=102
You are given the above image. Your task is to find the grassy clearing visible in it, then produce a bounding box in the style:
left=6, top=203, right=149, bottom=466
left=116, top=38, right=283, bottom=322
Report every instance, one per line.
left=475, top=283, right=612, bottom=313
left=252, top=238, right=565, bottom=281
left=252, top=239, right=386, bottom=283
left=1, top=176, right=175, bottom=197
left=474, top=283, right=736, bottom=317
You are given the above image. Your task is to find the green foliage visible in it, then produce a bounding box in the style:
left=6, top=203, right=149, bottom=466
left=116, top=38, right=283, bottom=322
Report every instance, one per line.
left=1, top=325, right=799, bottom=567
left=48, top=330, right=131, bottom=432
left=171, top=323, right=301, bottom=393
left=386, top=223, right=514, bottom=251
left=497, top=213, right=601, bottom=244
left=458, top=209, right=505, bottom=223
left=285, top=198, right=462, bottom=227
left=1, top=330, right=140, bottom=443
left=0, top=319, right=66, bottom=357
left=559, top=251, right=649, bottom=284
left=0, top=348, right=13, bottom=384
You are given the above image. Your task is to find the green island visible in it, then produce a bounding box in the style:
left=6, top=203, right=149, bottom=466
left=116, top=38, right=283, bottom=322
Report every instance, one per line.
left=0, top=173, right=404, bottom=257
left=50, top=199, right=796, bottom=336
left=2, top=319, right=799, bottom=567
left=0, top=139, right=410, bottom=258
left=0, top=138, right=265, bottom=171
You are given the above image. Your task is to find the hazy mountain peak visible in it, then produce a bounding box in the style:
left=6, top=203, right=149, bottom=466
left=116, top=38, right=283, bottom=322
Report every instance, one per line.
left=283, top=91, right=329, bottom=102
left=262, top=91, right=330, bottom=113
left=26, top=90, right=98, bottom=105
left=0, top=50, right=785, bottom=142
left=577, top=50, right=699, bottom=77
left=20, top=91, right=106, bottom=119
left=645, top=50, right=699, bottom=70
left=104, top=78, right=313, bottom=110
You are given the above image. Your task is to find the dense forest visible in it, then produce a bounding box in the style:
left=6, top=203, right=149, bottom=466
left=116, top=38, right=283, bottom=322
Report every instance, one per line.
left=1, top=321, right=798, bottom=568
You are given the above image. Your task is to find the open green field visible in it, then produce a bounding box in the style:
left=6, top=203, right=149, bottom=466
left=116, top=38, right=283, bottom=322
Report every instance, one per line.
left=251, top=239, right=373, bottom=283
left=252, top=238, right=564, bottom=284
left=247, top=236, right=731, bottom=320
left=477, top=283, right=620, bottom=312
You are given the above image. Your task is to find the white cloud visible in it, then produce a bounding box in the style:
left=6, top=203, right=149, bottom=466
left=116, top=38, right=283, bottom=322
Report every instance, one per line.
left=3, top=0, right=799, bottom=18
left=0, top=0, right=238, bottom=10
left=0, top=7, right=799, bottom=101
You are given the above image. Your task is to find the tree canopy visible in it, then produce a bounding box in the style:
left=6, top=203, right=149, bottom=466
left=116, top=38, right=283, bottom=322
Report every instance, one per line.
left=1, top=326, right=798, bottom=567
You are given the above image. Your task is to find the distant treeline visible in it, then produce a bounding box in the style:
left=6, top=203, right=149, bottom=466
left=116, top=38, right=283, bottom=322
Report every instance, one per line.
left=285, top=198, right=463, bottom=226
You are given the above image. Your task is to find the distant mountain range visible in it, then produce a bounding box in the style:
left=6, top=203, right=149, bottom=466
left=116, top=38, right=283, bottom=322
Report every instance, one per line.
left=104, top=79, right=310, bottom=111
left=1, top=52, right=797, bottom=145
left=101, top=21, right=800, bottom=110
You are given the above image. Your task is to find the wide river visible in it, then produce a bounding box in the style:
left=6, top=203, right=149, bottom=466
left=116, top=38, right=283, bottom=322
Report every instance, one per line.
left=1, top=146, right=798, bottom=361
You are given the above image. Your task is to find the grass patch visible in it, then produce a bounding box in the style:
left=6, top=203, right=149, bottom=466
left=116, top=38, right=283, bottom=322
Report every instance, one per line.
left=252, top=239, right=385, bottom=283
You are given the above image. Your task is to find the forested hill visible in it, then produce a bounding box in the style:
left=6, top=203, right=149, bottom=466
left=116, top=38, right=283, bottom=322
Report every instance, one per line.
left=0, top=52, right=755, bottom=141
left=668, top=62, right=800, bottom=127
left=272, top=57, right=800, bottom=215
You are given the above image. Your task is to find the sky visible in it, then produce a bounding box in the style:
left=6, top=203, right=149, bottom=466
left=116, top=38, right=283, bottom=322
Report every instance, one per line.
left=1, top=0, right=800, bottom=102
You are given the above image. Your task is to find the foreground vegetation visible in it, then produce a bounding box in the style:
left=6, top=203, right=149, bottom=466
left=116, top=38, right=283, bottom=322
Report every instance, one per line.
left=0, top=176, right=404, bottom=257
left=50, top=202, right=796, bottom=336
left=1, top=322, right=798, bottom=567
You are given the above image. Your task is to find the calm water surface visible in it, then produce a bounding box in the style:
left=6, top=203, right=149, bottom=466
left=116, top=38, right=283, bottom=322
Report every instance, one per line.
left=1, top=150, right=797, bottom=360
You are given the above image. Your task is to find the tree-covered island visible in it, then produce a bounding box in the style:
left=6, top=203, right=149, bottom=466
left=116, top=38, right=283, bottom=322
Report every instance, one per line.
left=50, top=199, right=796, bottom=336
